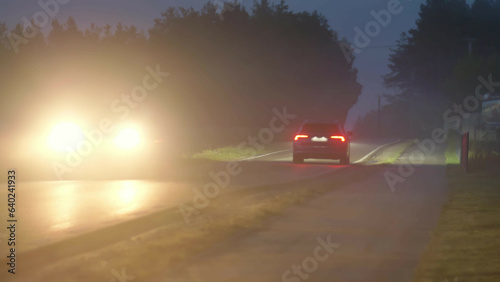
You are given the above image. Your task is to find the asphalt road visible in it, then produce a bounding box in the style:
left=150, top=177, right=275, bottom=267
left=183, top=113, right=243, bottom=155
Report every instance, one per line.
left=0, top=140, right=388, bottom=253
left=162, top=143, right=449, bottom=282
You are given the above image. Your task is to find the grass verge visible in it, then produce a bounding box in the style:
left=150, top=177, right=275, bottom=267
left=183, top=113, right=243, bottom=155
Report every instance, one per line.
left=445, top=131, right=461, bottom=164
left=412, top=165, right=500, bottom=282
left=188, top=140, right=291, bottom=161
left=191, top=146, right=264, bottom=161
left=366, top=139, right=416, bottom=164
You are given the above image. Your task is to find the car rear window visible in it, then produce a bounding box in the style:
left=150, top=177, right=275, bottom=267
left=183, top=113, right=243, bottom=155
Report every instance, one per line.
left=300, top=123, right=340, bottom=133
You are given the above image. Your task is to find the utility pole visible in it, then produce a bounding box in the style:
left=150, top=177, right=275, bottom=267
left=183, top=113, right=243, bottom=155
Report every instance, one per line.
left=463, top=38, right=476, bottom=57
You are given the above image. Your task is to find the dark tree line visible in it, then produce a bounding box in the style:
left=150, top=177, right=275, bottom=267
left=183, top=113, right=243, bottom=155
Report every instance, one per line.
left=0, top=0, right=361, bottom=141
left=356, top=0, right=500, bottom=138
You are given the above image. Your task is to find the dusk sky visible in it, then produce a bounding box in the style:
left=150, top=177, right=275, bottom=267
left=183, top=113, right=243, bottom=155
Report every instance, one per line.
left=0, top=0, right=459, bottom=128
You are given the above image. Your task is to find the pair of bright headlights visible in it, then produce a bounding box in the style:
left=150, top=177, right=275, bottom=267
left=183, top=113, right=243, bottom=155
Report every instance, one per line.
left=46, top=122, right=141, bottom=153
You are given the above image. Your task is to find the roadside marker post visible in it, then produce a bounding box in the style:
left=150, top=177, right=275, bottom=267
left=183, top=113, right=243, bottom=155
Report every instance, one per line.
left=461, top=132, right=469, bottom=173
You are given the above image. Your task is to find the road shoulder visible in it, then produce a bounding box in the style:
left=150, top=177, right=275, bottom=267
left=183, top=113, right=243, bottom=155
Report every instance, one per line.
left=412, top=165, right=500, bottom=282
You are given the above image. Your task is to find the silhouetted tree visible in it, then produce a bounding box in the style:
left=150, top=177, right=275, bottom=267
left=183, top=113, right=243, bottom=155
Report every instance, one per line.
left=149, top=0, right=362, bottom=128
left=383, top=0, right=500, bottom=135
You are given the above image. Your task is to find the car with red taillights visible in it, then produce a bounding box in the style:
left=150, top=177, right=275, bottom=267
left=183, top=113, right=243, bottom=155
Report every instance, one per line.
left=293, top=121, right=351, bottom=164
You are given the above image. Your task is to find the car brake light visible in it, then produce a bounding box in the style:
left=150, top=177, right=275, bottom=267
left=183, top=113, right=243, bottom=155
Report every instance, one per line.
left=294, top=134, right=309, bottom=141
left=330, top=135, right=345, bottom=142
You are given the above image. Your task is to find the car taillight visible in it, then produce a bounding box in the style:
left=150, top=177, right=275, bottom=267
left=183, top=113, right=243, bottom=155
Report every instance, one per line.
left=294, top=134, right=309, bottom=141
left=330, top=135, right=346, bottom=142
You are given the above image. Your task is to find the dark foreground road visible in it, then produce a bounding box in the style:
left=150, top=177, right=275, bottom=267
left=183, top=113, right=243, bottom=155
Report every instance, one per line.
left=160, top=144, right=448, bottom=282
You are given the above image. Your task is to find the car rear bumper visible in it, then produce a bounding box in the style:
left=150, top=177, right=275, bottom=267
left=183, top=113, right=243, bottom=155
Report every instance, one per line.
left=293, top=143, right=348, bottom=160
